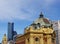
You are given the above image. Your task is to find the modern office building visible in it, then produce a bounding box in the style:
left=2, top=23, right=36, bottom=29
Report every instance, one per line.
left=8, top=22, right=14, bottom=41
left=52, top=20, right=60, bottom=44
left=13, top=31, right=17, bottom=37
left=8, top=22, right=17, bottom=41
left=0, top=43, right=1, bottom=44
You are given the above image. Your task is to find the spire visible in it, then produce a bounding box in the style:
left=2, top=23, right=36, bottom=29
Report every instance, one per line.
left=39, top=12, right=44, bottom=18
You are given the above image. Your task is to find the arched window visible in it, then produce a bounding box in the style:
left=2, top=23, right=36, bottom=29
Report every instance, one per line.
left=37, top=23, right=40, bottom=27
left=35, top=37, right=40, bottom=44
left=35, top=38, right=39, bottom=41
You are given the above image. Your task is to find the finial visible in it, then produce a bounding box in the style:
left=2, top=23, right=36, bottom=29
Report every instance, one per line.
left=4, top=34, right=6, bottom=36
left=39, top=12, right=44, bottom=18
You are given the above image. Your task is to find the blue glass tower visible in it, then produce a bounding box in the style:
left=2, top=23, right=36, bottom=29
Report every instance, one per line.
left=8, top=22, right=14, bottom=41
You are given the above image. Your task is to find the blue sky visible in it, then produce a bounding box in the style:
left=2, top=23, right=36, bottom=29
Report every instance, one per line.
left=0, top=0, right=60, bottom=42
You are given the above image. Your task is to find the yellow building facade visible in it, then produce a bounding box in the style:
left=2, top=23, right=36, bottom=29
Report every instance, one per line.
left=15, top=12, right=56, bottom=44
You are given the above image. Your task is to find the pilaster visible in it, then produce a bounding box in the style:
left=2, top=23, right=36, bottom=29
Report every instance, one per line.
left=40, top=34, right=44, bottom=44
left=25, top=38, right=28, bottom=44
left=29, top=35, right=34, bottom=44
left=47, top=35, right=52, bottom=44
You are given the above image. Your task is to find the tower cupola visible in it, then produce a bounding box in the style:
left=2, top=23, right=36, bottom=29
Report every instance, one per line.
left=39, top=12, right=44, bottom=18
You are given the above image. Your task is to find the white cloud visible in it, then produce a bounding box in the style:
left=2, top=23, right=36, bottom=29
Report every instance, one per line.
left=0, top=0, right=58, bottom=21
left=0, top=0, right=32, bottom=21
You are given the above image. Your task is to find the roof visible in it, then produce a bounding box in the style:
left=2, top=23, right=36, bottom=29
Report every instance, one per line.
left=43, top=18, right=50, bottom=24
left=25, top=12, right=52, bottom=30
left=31, top=12, right=52, bottom=28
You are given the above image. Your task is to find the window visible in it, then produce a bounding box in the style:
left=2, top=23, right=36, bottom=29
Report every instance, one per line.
left=35, top=37, right=40, bottom=44
left=28, top=38, right=29, bottom=42
left=37, top=23, right=40, bottom=27
left=35, top=38, right=38, bottom=41
left=35, top=26, right=37, bottom=29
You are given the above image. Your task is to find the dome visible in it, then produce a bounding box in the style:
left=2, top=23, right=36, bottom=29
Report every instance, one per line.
left=33, top=18, right=51, bottom=26
left=31, top=12, right=52, bottom=28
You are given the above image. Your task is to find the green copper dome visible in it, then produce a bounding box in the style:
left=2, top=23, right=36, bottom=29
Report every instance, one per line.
left=33, top=17, right=51, bottom=27
left=31, top=12, right=52, bottom=28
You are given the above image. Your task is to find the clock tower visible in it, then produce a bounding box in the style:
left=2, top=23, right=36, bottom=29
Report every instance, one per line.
left=2, top=34, right=7, bottom=44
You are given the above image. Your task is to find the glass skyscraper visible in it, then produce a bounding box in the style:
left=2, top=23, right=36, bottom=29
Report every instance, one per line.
left=8, top=22, right=14, bottom=41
